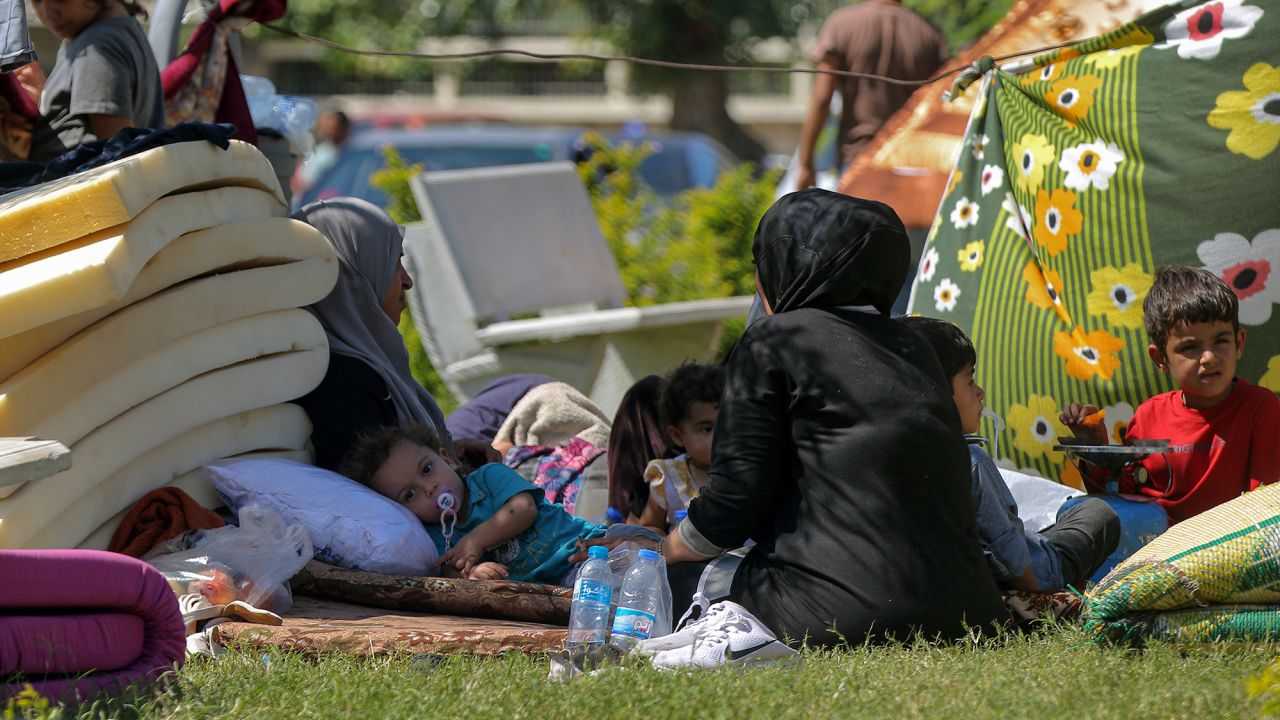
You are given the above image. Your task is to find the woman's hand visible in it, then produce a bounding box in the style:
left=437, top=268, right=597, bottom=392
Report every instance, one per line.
left=466, top=562, right=509, bottom=581
left=1060, top=403, right=1108, bottom=445
left=566, top=535, right=659, bottom=566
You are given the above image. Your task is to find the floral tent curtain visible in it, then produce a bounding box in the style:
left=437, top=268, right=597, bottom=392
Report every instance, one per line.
left=909, top=0, right=1280, bottom=485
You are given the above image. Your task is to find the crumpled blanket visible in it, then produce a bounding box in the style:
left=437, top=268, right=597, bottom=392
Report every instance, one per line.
left=505, top=436, right=605, bottom=516
left=0, top=121, right=234, bottom=192
left=108, top=486, right=225, bottom=559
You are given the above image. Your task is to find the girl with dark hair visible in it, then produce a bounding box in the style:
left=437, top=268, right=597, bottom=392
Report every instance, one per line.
left=26, top=0, right=164, bottom=162
left=606, top=375, right=676, bottom=522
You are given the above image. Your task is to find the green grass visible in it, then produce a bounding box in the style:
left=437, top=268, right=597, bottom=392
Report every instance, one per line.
left=14, top=624, right=1278, bottom=720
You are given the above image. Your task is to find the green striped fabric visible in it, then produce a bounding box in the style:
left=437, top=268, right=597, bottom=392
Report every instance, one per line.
left=910, top=0, right=1280, bottom=484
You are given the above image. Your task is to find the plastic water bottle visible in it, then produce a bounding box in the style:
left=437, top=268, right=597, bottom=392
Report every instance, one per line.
left=610, top=548, right=664, bottom=653
left=566, top=546, right=614, bottom=661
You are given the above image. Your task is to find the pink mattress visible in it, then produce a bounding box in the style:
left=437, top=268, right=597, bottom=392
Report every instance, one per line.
left=1, top=550, right=185, bottom=702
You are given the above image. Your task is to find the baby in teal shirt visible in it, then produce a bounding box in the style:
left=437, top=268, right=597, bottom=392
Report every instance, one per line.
left=344, top=423, right=605, bottom=584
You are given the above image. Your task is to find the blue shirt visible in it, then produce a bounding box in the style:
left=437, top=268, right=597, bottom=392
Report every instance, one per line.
left=426, top=463, right=605, bottom=585
left=968, top=444, right=1064, bottom=591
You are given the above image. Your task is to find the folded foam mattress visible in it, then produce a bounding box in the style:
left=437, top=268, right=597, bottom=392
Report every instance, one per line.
left=1, top=303, right=331, bottom=445
left=0, top=187, right=288, bottom=340
left=37, top=405, right=312, bottom=549
left=0, top=139, right=282, bottom=265
left=0, top=216, right=334, bottom=381
left=0, top=344, right=328, bottom=547
left=0, top=549, right=184, bottom=701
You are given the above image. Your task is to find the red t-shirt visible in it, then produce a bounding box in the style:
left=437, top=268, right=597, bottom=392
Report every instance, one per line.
left=1087, top=379, right=1280, bottom=523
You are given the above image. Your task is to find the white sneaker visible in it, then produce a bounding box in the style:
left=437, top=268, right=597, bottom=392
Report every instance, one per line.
left=634, top=592, right=722, bottom=655
left=648, top=600, right=800, bottom=669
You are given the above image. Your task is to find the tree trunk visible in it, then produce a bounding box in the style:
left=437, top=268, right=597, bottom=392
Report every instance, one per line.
left=667, top=74, right=768, bottom=165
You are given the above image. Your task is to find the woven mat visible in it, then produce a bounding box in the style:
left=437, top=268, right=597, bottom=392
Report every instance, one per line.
left=213, top=595, right=567, bottom=656
left=1111, top=484, right=1280, bottom=573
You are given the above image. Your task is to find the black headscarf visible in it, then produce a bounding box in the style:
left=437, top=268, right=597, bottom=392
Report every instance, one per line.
left=753, top=189, right=909, bottom=315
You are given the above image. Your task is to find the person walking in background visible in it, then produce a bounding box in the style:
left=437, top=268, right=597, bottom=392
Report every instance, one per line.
left=294, top=109, right=349, bottom=194
left=795, top=0, right=948, bottom=190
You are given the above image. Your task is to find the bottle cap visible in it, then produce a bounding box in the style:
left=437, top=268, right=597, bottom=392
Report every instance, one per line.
left=638, top=548, right=660, bottom=561
left=605, top=507, right=624, bottom=524
left=588, top=545, right=609, bottom=560
left=674, top=509, right=688, bottom=522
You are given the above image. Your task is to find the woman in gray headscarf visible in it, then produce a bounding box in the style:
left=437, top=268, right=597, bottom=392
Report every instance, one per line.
left=293, top=197, right=452, bottom=471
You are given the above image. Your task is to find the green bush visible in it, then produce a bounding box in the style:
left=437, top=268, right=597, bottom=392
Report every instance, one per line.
left=576, top=133, right=778, bottom=307
left=369, top=137, right=779, bottom=404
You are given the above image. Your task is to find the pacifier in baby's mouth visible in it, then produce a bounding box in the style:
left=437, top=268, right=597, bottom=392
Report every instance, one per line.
left=437, top=491, right=458, bottom=513
left=437, top=491, right=459, bottom=552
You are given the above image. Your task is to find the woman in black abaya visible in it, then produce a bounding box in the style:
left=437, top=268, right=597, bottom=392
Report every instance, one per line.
left=659, top=189, right=1007, bottom=646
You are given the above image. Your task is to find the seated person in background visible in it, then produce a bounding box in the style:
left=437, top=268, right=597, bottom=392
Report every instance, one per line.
left=446, top=374, right=556, bottom=446
left=1062, top=266, right=1280, bottom=524
left=638, top=361, right=723, bottom=534
left=491, top=381, right=612, bottom=519
left=343, top=423, right=605, bottom=584
left=26, top=0, right=165, bottom=162
left=607, top=375, right=677, bottom=524
left=904, top=317, right=1119, bottom=592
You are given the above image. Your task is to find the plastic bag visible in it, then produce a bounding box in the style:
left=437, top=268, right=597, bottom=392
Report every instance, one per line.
left=143, top=504, right=312, bottom=613
left=241, top=74, right=317, bottom=156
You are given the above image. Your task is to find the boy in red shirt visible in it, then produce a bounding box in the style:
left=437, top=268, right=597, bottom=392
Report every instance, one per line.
left=1062, top=266, right=1280, bottom=524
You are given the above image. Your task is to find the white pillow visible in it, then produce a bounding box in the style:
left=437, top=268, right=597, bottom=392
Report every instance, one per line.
left=206, top=458, right=439, bottom=576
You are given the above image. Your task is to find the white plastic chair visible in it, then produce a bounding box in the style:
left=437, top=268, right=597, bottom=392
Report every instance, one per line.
left=402, top=162, right=751, bottom=418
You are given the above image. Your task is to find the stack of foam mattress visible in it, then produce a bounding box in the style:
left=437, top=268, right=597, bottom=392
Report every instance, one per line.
left=0, top=139, right=338, bottom=550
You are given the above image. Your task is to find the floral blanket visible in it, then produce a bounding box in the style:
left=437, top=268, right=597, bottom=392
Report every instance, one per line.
left=910, top=0, right=1280, bottom=484
left=505, top=437, right=604, bottom=516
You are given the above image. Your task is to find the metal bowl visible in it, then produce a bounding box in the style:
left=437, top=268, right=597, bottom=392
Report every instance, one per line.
left=1054, top=438, right=1171, bottom=471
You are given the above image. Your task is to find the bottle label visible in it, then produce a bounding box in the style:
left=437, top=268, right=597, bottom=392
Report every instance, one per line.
left=611, top=607, right=656, bottom=639
left=575, top=578, right=611, bottom=606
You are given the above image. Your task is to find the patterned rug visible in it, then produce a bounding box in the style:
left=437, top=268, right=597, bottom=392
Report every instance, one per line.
left=213, top=595, right=566, bottom=657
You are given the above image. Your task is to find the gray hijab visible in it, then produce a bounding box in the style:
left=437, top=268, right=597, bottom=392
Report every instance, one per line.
left=293, top=197, right=452, bottom=450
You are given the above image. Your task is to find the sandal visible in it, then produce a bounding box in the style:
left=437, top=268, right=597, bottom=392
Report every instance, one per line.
left=178, top=593, right=224, bottom=635
left=178, top=592, right=284, bottom=635
left=220, top=600, right=283, bottom=626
